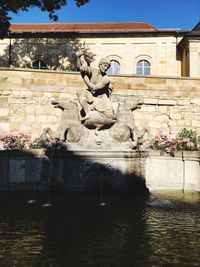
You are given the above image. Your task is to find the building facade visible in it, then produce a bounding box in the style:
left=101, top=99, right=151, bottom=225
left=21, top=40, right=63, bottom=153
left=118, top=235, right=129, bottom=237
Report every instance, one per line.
left=0, top=22, right=200, bottom=77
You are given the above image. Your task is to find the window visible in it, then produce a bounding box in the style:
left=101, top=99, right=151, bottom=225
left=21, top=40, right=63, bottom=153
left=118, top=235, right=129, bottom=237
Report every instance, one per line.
left=32, top=59, right=47, bottom=69
left=136, top=60, right=151, bottom=75
left=107, top=60, right=120, bottom=75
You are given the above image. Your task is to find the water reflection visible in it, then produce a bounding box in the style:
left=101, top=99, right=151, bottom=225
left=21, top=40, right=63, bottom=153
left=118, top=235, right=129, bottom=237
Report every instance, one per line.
left=0, top=192, right=200, bottom=266
left=146, top=192, right=200, bottom=266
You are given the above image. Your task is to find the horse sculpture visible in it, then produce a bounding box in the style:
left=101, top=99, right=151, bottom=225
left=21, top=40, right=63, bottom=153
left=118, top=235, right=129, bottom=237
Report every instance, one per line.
left=41, top=100, right=82, bottom=143
left=40, top=98, right=144, bottom=150
left=111, top=99, right=143, bottom=148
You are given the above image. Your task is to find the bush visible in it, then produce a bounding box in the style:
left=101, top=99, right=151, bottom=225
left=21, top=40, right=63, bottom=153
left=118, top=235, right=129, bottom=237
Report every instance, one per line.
left=0, top=132, right=43, bottom=150
left=176, top=128, right=200, bottom=151
left=152, top=128, right=200, bottom=156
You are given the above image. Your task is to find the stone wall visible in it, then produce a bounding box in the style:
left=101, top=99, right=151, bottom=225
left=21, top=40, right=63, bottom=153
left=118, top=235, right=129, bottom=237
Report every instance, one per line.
left=146, top=151, right=200, bottom=192
left=0, top=149, right=148, bottom=195
left=0, top=68, right=200, bottom=139
left=0, top=149, right=199, bottom=193
left=0, top=149, right=49, bottom=191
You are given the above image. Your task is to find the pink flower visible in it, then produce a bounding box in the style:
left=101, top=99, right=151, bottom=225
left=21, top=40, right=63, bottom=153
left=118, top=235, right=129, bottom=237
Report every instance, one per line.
left=155, top=135, right=161, bottom=142
left=187, top=141, right=194, bottom=148
left=165, top=147, right=171, bottom=153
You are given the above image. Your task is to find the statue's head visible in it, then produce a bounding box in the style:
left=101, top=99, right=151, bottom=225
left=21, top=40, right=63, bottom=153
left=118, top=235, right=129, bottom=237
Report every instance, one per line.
left=98, top=58, right=111, bottom=67
left=98, top=58, right=111, bottom=73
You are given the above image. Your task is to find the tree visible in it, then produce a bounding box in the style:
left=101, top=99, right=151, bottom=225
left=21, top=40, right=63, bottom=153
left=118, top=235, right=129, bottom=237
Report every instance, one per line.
left=1, top=36, right=84, bottom=70
left=0, top=0, right=90, bottom=39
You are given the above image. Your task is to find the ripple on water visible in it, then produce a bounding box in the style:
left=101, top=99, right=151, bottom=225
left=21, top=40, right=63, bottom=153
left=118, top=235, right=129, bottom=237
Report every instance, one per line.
left=0, top=193, right=200, bottom=266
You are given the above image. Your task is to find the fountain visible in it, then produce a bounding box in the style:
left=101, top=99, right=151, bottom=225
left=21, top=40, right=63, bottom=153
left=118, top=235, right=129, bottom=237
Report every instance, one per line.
left=1, top=50, right=200, bottom=267
left=40, top=49, right=150, bottom=197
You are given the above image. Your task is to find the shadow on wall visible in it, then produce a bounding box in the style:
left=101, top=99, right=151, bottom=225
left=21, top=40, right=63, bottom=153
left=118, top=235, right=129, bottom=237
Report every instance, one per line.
left=0, top=145, right=149, bottom=198
left=0, top=37, right=84, bottom=70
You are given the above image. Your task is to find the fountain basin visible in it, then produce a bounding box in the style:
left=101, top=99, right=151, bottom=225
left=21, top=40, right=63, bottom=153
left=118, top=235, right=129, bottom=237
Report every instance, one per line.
left=0, top=149, right=199, bottom=194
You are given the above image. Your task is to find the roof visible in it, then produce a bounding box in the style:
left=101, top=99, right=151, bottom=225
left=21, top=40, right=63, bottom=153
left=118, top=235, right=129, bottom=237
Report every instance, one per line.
left=191, top=21, right=200, bottom=32
left=10, top=22, right=158, bottom=33
left=177, top=22, right=200, bottom=48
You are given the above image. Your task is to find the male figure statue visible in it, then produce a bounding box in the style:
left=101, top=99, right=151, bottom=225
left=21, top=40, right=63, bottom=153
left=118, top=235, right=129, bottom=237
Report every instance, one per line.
left=76, top=50, right=116, bottom=129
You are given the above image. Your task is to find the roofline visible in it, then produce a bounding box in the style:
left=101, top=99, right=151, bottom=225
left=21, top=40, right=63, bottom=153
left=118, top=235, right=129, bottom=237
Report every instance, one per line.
left=177, top=31, right=200, bottom=48
left=7, top=22, right=189, bottom=39
left=9, top=22, right=158, bottom=31
left=8, top=33, right=188, bottom=40
left=8, top=22, right=189, bottom=34
left=8, top=30, right=189, bottom=38
left=191, top=21, right=200, bottom=31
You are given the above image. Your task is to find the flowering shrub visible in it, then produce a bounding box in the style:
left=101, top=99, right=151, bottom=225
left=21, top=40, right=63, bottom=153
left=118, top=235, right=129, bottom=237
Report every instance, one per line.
left=175, top=128, right=200, bottom=151
left=152, top=128, right=200, bottom=156
left=0, top=133, right=43, bottom=150
left=29, top=138, right=44, bottom=149
left=153, top=134, right=176, bottom=156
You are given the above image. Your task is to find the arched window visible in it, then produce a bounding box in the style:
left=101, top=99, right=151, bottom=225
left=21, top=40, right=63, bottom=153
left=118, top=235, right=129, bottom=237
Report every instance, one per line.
left=107, top=60, right=120, bottom=75
left=136, top=60, right=151, bottom=75
left=32, top=59, right=47, bottom=69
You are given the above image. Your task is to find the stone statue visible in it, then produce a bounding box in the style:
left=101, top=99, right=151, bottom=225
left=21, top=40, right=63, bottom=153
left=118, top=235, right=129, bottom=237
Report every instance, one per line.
left=111, top=100, right=143, bottom=148
left=41, top=99, right=82, bottom=143
left=76, top=49, right=116, bottom=134
left=40, top=49, right=145, bottom=151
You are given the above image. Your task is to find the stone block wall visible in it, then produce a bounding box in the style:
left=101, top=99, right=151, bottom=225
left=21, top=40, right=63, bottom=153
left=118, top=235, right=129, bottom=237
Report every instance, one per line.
left=0, top=149, right=199, bottom=193
left=0, top=149, right=49, bottom=191
left=0, top=68, right=200, bottom=139
left=112, top=74, right=200, bottom=136
left=0, top=149, right=148, bottom=195
left=146, top=151, right=200, bottom=191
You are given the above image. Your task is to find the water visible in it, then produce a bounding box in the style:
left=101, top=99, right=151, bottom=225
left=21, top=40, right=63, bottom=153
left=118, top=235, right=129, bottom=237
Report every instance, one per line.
left=0, top=192, right=200, bottom=267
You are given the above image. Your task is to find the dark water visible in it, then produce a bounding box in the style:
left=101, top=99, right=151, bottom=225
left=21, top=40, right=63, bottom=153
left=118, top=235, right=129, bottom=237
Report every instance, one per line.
left=0, top=192, right=200, bottom=267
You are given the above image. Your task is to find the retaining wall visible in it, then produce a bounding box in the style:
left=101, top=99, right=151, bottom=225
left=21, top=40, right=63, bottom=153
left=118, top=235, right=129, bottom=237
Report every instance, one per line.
left=0, top=68, right=200, bottom=139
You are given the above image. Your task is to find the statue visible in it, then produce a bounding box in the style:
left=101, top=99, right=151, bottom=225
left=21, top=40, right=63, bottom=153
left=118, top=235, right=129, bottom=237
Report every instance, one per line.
left=40, top=49, right=145, bottom=150
left=41, top=99, right=82, bottom=143
left=111, top=100, right=143, bottom=148
left=76, top=49, right=116, bottom=134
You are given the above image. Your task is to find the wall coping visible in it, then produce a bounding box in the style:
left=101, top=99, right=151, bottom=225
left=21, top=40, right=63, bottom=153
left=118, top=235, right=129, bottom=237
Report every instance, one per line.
left=0, top=67, right=200, bottom=81
left=0, top=148, right=199, bottom=159
left=147, top=150, right=200, bottom=161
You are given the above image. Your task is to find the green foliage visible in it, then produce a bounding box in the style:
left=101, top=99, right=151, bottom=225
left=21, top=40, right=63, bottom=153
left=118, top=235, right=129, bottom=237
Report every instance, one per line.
left=0, top=0, right=90, bottom=39
left=29, top=138, right=44, bottom=149
left=176, top=128, right=200, bottom=151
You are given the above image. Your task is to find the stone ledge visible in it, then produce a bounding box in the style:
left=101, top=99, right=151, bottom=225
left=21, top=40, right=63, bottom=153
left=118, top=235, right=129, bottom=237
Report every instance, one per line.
left=146, top=150, right=200, bottom=192
left=0, top=149, right=48, bottom=159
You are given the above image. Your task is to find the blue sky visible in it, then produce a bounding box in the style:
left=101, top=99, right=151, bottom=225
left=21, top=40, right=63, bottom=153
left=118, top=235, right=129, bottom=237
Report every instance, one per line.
left=10, top=0, right=200, bottom=30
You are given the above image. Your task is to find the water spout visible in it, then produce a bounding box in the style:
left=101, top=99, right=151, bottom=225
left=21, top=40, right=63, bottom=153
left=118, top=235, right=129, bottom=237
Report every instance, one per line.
left=27, top=192, right=37, bottom=204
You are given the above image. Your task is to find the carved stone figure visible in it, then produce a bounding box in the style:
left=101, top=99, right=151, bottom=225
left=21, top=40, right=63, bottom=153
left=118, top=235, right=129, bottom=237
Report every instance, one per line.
left=76, top=49, right=116, bottom=134
left=137, top=127, right=153, bottom=151
left=111, top=100, right=143, bottom=148
left=41, top=99, right=82, bottom=143
left=40, top=50, right=145, bottom=151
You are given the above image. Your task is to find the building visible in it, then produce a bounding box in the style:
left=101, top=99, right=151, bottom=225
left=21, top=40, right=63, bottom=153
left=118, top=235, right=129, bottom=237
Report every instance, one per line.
left=0, top=21, right=200, bottom=77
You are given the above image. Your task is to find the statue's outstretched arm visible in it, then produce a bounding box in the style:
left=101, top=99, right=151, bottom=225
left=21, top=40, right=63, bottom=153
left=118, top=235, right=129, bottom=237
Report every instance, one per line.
left=76, top=50, right=93, bottom=75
